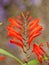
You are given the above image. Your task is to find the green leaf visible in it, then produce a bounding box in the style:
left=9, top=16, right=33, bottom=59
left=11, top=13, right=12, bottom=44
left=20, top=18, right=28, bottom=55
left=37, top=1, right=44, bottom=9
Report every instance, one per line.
left=28, top=59, right=39, bottom=65
left=0, top=48, right=15, bottom=58
left=22, top=59, right=39, bottom=65
left=0, top=48, right=23, bottom=65
left=22, top=63, right=26, bottom=65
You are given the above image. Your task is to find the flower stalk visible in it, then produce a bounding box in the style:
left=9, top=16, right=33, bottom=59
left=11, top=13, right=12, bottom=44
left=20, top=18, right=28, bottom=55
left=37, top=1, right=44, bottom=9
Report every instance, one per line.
left=0, top=48, right=24, bottom=65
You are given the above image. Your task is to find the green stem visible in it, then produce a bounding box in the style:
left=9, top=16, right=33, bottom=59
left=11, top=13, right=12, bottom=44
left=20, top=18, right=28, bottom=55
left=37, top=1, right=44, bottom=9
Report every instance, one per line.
left=0, top=48, right=23, bottom=65
left=14, top=56, right=23, bottom=65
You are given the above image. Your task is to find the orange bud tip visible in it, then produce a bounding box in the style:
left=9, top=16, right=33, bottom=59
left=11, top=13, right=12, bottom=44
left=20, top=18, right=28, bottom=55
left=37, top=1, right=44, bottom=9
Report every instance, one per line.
left=0, top=56, right=5, bottom=61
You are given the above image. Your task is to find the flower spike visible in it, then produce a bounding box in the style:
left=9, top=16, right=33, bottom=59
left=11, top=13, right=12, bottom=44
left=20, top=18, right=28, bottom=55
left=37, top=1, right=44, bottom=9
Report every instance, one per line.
left=7, top=12, right=43, bottom=53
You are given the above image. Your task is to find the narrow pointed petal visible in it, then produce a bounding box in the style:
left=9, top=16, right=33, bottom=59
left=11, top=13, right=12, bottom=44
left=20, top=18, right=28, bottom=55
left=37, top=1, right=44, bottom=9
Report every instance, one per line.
left=8, top=18, right=23, bottom=30
left=27, top=16, right=32, bottom=23
left=10, top=39, right=24, bottom=50
left=28, top=23, right=38, bottom=32
left=14, top=18, right=23, bottom=25
left=32, top=44, right=42, bottom=64
left=34, top=44, right=44, bottom=57
left=37, top=56, right=42, bottom=64
left=7, top=26, right=22, bottom=37
left=29, top=18, right=39, bottom=26
left=28, top=32, right=41, bottom=47
left=29, top=26, right=42, bottom=38
left=7, top=31, right=24, bottom=44
left=40, top=47, right=46, bottom=54
left=34, top=48, right=40, bottom=56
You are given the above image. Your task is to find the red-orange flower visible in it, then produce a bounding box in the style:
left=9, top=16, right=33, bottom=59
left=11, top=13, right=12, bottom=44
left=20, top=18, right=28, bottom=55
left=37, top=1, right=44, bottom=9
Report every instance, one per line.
left=32, top=44, right=47, bottom=64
